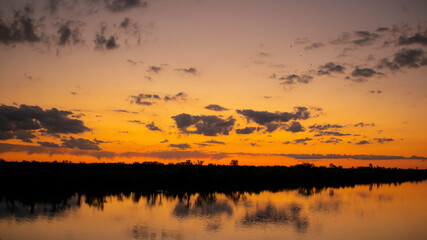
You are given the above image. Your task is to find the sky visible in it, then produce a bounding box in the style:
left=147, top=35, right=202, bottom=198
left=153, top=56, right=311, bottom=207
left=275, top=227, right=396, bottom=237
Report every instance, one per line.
left=0, top=0, right=426, bottom=168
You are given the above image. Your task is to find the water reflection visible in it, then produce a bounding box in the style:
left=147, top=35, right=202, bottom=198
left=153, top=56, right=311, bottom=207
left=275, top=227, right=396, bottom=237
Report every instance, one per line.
left=241, top=202, right=309, bottom=232
left=0, top=181, right=426, bottom=240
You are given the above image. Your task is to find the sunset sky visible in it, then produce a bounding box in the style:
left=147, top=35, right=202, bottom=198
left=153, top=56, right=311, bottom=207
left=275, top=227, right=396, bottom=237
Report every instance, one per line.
left=0, top=0, right=426, bottom=168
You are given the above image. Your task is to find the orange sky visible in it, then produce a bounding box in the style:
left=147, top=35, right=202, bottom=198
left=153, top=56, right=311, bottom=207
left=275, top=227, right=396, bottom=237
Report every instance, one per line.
left=0, top=0, right=426, bottom=168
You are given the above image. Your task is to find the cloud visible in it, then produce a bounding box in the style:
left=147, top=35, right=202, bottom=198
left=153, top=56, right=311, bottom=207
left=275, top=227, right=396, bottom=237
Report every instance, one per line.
left=169, top=143, right=191, bottom=150
left=204, top=140, right=225, bottom=145
left=0, top=6, right=43, bottom=45
left=397, top=32, right=427, bottom=47
left=347, top=67, right=381, bottom=82
left=0, top=142, right=115, bottom=159
left=304, top=42, right=324, bottom=50
left=274, top=74, right=313, bottom=86
left=256, top=52, right=270, bottom=57
left=352, top=31, right=381, bottom=46
left=355, top=140, right=370, bottom=145
left=285, top=121, right=305, bottom=133
left=94, top=24, right=119, bottom=50
left=120, top=150, right=228, bottom=160
left=377, top=48, right=427, bottom=70
left=57, top=21, right=83, bottom=46
left=105, top=0, right=148, bottom=12
left=164, top=92, right=187, bottom=102
left=235, top=127, right=257, bottom=134
left=0, top=104, right=90, bottom=142
left=129, top=93, right=161, bottom=105
left=175, top=67, right=198, bottom=75
left=330, top=32, right=351, bottom=45
left=354, top=122, right=375, bottom=127
left=61, top=137, right=101, bottom=150
left=236, top=107, right=312, bottom=126
left=205, top=104, right=228, bottom=112
left=314, top=131, right=351, bottom=137
left=37, top=141, right=60, bottom=148
left=374, top=138, right=394, bottom=144
left=147, top=65, right=162, bottom=74
left=145, top=122, right=162, bottom=132
left=321, top=138, right=343, bottom=144
left=376, top=27, right=389, bottom=32
left=282, top=153, right=425, bottom=160
left=172, top=114, right=236, bottom=136
left=113, top=109, right=137, bottom=113
left=368, top=90, right=382, bottom=94
left=283, top=137, right=312, bottom=145
left=317, top=62, right=345, bottom=75
left=309, top=124, right=344, bottom=131
left=120, top=18, right=131, bottom=28
left=351, top=67, right=379, bottom=78
left=128, top=120, right=144, bottom=124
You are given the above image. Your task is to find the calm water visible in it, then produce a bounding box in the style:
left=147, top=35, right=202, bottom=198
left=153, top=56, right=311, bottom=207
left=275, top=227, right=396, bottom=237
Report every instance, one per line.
left=1, top=181, right=426, bottom=240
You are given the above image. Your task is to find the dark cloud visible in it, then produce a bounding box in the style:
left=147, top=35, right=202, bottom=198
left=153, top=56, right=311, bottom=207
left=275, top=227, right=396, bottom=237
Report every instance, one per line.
left=0, top=142, right=115, bottom=159
left=204, top=140, right=225, bottom=145
left=351, top=67, right=378, bottom=78
left=283, top=153, right=426, bottom=160
left=0, top=7, right=43, bottom=45
left=120, top=18, right=131, bottom=28
left=256, top=52, right=270, bottom=57
left=330, top=32, right=351, bottom=45
left=113, top=109, right=137, bottom=114
left=236, top=107, right=312, bottom=126
left=176, top=67, right=198, bottom=75
left=368, top=90, right=382, bottom=94
left=45, top=0, right=61, bottom=14
left=352, top=31, right=380, bottom=46
left=120, top=150, right=228, bottom=160
left=309, top=124, right=344, bottom=131
left=354, top=122, right=375, bottom=127
left=147, top=66, right=162, bottom=74
left=205, top=104, right=228, bottom=112
left=127, top=59, right=137, bottom=65
left=145, top=122, right=162, bottom=132
left=164, top=92, right=187, bottom=102
left=397, top=32, right=427, bottom=47
left=275, top=74, right=313, bottom=86
left=0, top=104, right=90, bottom=142
left=374, top=138, right=394, bottom=144
left=105, top=0, right=148, bottom=12
left=160, top=139, right=169, bottom=143
left=376, top=27, right=390, bottom=32
left=317, top=62, right=345, bottom=75
left=169, top=143, right=191, bottom=150
left=57, top=21, right=83, bottom=46
left=13, top=130, right=36, bottom=143
left=94, top=24, right=119, bottom=50
left=285, top=121, right=305, bottom=133
left=37, top=141, right=60, bottom=148
left=264, top=123, right=281, bottom=133
left=283, top=137, right=312, bottom=145
left=314, top=131, right=351, bottom=137
left=321, top=138, right=343, bottom=144
left=235, top=127, right=257, bottom=134
left=172, top=114, right=235, bottom=136
left=128, top=120, right=143, bottom=124
left=304, top=42, right=324, bottom=50
left=377, top=48, right=427, bottom=70
left=61, top=137, right=101, bottom=150
left=356, top=140, right=370, bottom=145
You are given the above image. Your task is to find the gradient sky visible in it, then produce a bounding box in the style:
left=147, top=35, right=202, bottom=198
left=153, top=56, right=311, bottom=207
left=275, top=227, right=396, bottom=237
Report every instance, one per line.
left=0, top=0, right=426, bottom=168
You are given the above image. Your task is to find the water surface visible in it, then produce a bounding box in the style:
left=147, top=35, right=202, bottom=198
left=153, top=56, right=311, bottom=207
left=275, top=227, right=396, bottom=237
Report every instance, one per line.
left=1, top=181, right=426, bottom=240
